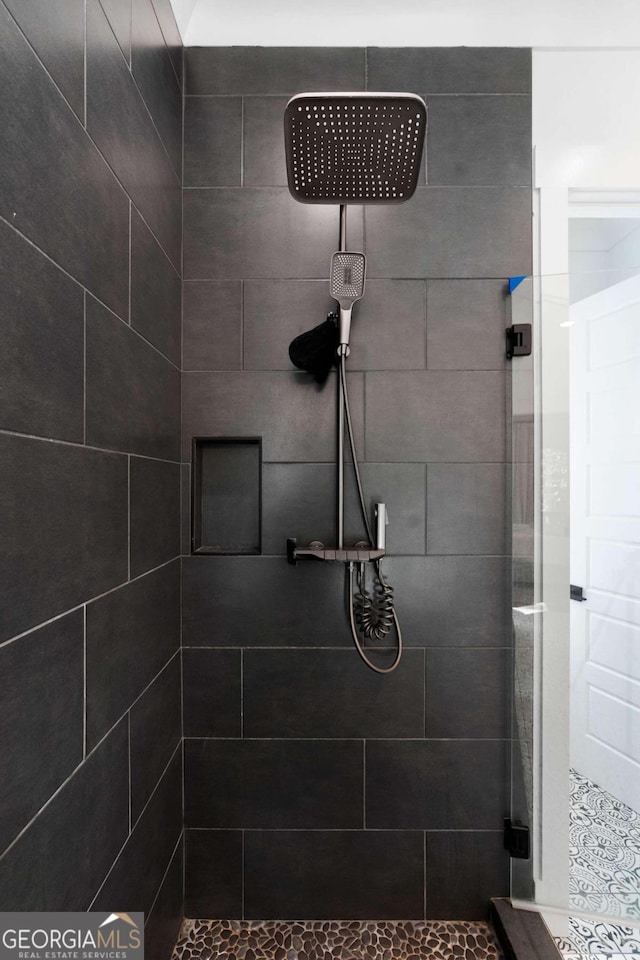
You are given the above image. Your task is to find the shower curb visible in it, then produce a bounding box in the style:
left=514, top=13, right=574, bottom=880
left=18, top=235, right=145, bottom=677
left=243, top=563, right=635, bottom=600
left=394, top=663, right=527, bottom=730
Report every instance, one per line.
left=491, top=899, right=563, bottom=960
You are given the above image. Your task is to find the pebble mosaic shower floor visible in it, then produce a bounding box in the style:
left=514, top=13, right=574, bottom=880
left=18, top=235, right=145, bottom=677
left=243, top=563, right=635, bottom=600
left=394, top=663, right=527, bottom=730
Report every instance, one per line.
left=555, top=770, right=640, bottom=957
left=171, top=920, right=505, bottom=960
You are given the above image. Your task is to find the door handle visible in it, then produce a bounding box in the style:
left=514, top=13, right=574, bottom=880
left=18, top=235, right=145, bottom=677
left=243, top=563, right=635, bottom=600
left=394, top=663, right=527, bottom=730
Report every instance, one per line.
left=570, top=584, right=587, bottom=602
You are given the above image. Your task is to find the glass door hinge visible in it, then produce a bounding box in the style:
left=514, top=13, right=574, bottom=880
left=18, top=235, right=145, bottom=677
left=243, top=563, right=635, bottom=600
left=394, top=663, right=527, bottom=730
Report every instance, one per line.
left=504, top=818, right=530, bottom=859
left=506, top=324, right=532, bottom=359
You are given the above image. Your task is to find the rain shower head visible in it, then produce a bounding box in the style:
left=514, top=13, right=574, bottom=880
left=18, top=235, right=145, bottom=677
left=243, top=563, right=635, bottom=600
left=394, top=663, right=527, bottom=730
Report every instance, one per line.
left=284, top=92, right=427, bottom=205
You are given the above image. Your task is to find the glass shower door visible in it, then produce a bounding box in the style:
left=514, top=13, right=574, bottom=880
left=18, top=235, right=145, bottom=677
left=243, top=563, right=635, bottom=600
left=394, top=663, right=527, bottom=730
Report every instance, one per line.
left=509, top=265, right=640, bottom=951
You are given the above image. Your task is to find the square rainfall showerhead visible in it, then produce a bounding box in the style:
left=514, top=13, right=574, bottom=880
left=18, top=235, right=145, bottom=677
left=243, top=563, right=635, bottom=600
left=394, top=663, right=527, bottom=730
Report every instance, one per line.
left=284, top=92, right=427, bottom=205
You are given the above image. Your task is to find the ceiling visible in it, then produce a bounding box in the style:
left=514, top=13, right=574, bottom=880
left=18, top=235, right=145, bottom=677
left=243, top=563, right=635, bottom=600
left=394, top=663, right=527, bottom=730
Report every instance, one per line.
left=169, top=0, right=640, bottom=47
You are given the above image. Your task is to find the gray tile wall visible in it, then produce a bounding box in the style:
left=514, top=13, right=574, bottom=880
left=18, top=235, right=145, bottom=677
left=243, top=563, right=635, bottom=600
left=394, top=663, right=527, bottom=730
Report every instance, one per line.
left=0, top=1, right=183, bottom=955
left=181, top=46, right=532, bottom=920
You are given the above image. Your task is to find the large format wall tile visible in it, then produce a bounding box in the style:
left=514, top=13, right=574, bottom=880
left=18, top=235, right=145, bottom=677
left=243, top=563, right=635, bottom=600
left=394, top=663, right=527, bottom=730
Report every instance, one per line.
left=385, top=555, right=511, bottom=646
left=182, top=649, right=241, bottom=738
left=86, top=561, right=180, bottom=748
left=186, top=47, right=366, bottom=96
left=129, top=654, right=182, bottom=822
left=99, top=0, right=132, bottom=61
left=182, top=556, right=351, bottom=647
left=150, top=0, right=182, bottom=87
left=365, top=371, right=505, bottom=463
left=366, top=739, right=508, bottom=829
left=365, top=187, right=532, bottom=279
left=366, top=47, right=532, bottom=94
left=92, top=749, right=183, bottom=914
left=426, top=95, right=532, bottom=186
left=131, top=0, right=182, bottom=177
left=182, top=371, right=363, bottom=462
left=184, top=97, right=242, bottom=187
left=86, top=0, right=181, bottom=270
left=144, top=840, right=184, bottom=960
left=0, top=6, right=129, bottom=317
left=131, top=209, right=181, bottom=365
left=425, top=831, right=509, bottom=918
left=183, top=281, right=242, bottom=370
left=0, top=719, right=129, bottom=910
left=244, top=96, right=289, bottom=187
left=184, top=189, right=363, bottom=280
left=3, top=0, right=85, bottom=120
left=184, top=739, right=363, bottom=829
left=185, top=830, right=242, bottom=919
left=86, top=296, right=180, bottom=460
left=426, top=462, right=507, bottom=555
left=243, top=649, right=424, bottom=738
left=426, top=648, right=511, bottom=740
left=0, top=434, right=128, bottom=642
left=130, top=456, right=181, bottom=576
left=262, top=462, right=427, bottom=555
left=0, top=220, right=84, bottom=441
left=0, top=611, right=84, bottom=855
left=426, top=279, right=508, bottom=371
left=244, top=831, right=424, bottom=920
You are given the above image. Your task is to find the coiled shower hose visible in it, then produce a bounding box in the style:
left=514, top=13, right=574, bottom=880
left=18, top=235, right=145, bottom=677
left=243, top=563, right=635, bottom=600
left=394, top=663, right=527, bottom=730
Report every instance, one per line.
left=339, top=355, right=403, bottom=674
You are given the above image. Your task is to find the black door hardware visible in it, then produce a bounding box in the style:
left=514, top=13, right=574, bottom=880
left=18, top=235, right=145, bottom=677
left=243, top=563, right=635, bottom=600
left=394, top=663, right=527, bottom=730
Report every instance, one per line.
left=504, top=818, right=530, bottom=859
left=506, top=324, right=532, bottom=359
left=570, top=584, right=587, bottom=602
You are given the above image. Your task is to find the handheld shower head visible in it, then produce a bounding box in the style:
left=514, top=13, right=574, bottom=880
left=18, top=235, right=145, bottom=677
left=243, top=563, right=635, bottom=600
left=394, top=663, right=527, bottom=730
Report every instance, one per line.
left=284, top=92, right=426, bottom=205
left=330, top=251, right=366, bottom=352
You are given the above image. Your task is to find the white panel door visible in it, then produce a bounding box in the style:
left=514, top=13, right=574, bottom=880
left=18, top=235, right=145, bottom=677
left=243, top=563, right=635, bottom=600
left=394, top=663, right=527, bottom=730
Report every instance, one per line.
left=570, top=273, right=640, bottom=813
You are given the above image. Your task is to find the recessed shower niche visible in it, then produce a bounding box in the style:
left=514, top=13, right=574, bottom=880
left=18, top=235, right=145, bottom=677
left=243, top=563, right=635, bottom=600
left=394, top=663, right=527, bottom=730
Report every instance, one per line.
left=191, top=437, right=262, bottom=555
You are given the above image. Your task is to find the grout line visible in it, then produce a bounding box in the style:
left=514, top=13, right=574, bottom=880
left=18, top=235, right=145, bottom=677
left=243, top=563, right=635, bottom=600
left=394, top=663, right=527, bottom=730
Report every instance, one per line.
left=240, top=96, right=245, bottom=187
left=423, top=280, right=428, bottom=369
left=88, top=739, right=182, bottom=909
left=180, top=647, right=185, bottom=833
left=183, top=735, right=511, bottom=743
left=0, top=207, right=180, bottom=316
left=83, top=605, right=87, bottom=759
left=127, top=711, right=132, bottom=833
left=181, top=67, right=185, bottom=279
left=423, top=648, right=427, bottom=738
left=240, top=649, right=244, bottom=738
left=83, top=290, right=87, bottom=444
left=127, top=0, right=132, bottom=67
left=362, top=739, right=366, bottom=829
left=182, top=750, right=186, bottom=907
left=241, top=829, right=245, bottom=921
left=0, top=214, right=180, bottom=370
left=146, top=831, right=184, bottom=924
left=182, top=643, right=511, bottom=651
left=424, top=462, right=429, bottom=555
left=128, top=199, right=132, bottom=324
left=185, top=826, right=504, bottom=833
left=0, top=712, right=127, bottom=865
left=127, top=454, right=131, bottom=580
left=423, top=830, right=427, bottom=920
left=0, top=427, right=182, bottom=466
left=240, top=280, right=245, bottom=370
left=83, top=0, right=87, bottom=128
left=0, top=558, right=180, bottom=653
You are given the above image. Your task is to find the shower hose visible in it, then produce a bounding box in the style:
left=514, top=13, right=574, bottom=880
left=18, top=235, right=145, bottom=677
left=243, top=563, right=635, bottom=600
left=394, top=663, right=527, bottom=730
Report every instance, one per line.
left=339, top=355, right=403, bottom=674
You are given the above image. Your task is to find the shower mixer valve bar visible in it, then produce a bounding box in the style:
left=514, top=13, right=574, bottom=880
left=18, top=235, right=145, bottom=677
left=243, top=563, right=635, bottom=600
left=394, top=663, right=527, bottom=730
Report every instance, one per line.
left=286, top=538, right=384, bottom=566
left=282, top=91, right=427, bottom=673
